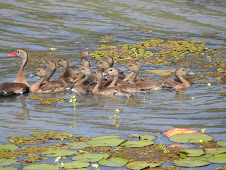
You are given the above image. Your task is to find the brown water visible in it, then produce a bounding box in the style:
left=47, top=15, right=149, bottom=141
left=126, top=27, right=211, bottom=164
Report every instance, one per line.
left=0, top=0, right=226, bottom=164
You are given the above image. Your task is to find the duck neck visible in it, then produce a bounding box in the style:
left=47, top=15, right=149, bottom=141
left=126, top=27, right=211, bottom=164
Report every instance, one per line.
left=123, top=72, right=133, bottom=82
left=30, top=77, right=45, bottom=93
left=176, top=75, right=190, bottom=88
left=129, top=71, right=139, bottom=84
left=14, top=55, right=29, bottom=86
left=60, top=64, right=69, bottom=79
left=108, top=75, right=118, bottom=88
left=45, top=67, right=56, bottom=82
left=74, top=74, right=89, bottom=85
left=92, top=78, right=101, bottom=94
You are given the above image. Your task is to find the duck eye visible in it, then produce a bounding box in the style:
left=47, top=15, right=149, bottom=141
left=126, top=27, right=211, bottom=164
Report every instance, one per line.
left=17, top=50, right=20, bottom=53
left=182, top=69, right=185, bottom=71
left=110, top=69, right=112, bottom=71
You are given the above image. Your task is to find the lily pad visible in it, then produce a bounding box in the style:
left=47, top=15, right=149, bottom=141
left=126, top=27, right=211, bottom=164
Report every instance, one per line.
left=217, top=141, right=226, bottom=147
left=87, top=138, right=126, bottom=147
left=71, top=153, right=110, bottom=162
left=42, top=149, right=77, bottom=157
left=120, top=140, right=154, bottom=147
left=208, top=153, right=226, bottom=164
left=205, top=148, right=226, bottom=155
left=163, top=128, right=199, bottom=138
left=58, top=161, right=90, bottom=169
left=90, top=135, right=121, bottom=140
left=145, top=69, right=175, bottom=76
left=0, top=158, right=17, bottom=166
left=98, top=157, right=128, bottom=167
left=173, top=159, right=210, bottom=167
left=179, top=149, right=205, bottom=157
left=0, top=167, right=17, bottom=170
left=0, top=144, right=19, bottom=151
left=127, top=134, right=156, bottom=140
left=23, top=163, right=56, bottom=170
left=66, top=142, right=89, bottom=149
left=125, top=161, right=160, bottom=169
left=169, top=134, right=213, bottom=143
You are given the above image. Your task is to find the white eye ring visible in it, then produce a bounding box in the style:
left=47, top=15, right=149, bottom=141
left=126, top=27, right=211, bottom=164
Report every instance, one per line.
left=17, top=50, right=20, bottom=53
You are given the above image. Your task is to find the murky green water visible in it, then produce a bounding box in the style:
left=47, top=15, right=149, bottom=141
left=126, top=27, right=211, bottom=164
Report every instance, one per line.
left=0, top=0, right=225, bottom=167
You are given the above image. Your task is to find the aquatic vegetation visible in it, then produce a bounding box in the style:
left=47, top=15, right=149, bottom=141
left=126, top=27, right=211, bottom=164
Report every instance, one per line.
left=28, top=96, right=68, bottom=104
left=0, top=130, right=225, bottom=169
left=109, top=109, right=120, bottom=128
left=69, top=96, right=77, bottom=128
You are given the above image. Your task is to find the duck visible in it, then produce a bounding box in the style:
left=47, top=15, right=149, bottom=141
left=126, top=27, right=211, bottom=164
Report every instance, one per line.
left=30, top=67, right=55, bottom=93
left=160, top=67, right=190, bottom=90
left=80, top=50, right=91, bottom=67
left=104, top=67, right=140, bottom=94
left=40, top=61, right=68, bottom=92
left=125, top=62, right=162, bottom=91
left=0, top=49, right=29, bottom=96
left=92, top=70, right=125, bottom=96
left=71, top=66, right=93, bottom=93
left=104, top=56, right=114, bottom=67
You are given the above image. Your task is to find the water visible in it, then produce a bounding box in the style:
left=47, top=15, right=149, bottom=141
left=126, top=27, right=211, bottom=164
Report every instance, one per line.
left=0, top=0, right=226, bottom=168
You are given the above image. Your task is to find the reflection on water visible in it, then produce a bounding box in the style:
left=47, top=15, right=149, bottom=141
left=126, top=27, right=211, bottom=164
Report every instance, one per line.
left=0, top=0, right=225, bottom=147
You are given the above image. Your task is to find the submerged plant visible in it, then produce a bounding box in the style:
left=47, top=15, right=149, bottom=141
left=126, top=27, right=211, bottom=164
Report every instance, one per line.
left=109, top=109, right=120, bottom=128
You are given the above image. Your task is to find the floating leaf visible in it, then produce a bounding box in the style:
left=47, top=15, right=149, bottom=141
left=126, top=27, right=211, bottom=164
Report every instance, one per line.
left=163, top=128, right=199, bottom=138
left=169, top=134, right=213, bottom=143
left=58, top=161, right=90, bottom=169
left=0, top=167, right=17, bottom=170
left=217, top=141, right=226, bottom=147
left=90, top=135, right=121, bottom=140
left=66, top=142, right=89, bottom=149
left=72, top=153, right=109, bottom=162
left=98, top=157, right=128, bottom=167
left=87, top=138, right=126, bottom=147
left=125, top=161, right=160, bottom=169
left=173, top=159, right=210, bottom=167
left=120, top=140, right=154, bottom=147
left=23, top=163, right=55, bottom=170
left=127, top=134, right=156, bottom=140
left=205, top=148, right=226, bottom=155
left=208, top=153, right=226, bottom=164
left=179, top=149, right=205, bottom=157
left=0, top=158, right=17, bottom=166
left=0, top=144, right=19, bottom=151
left=42, top=149, right=77, bottom=157
left=145, top=69, right=175, bottom=76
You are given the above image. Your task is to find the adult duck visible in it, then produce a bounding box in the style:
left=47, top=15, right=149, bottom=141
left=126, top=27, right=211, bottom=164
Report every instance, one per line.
left=160, top=67, right=190, bottom=90
left=0, top=49, right=29, bottom=96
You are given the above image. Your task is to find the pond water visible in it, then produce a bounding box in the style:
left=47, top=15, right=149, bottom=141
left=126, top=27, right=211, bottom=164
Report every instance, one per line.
left=0, top=0, right=226, bottom=168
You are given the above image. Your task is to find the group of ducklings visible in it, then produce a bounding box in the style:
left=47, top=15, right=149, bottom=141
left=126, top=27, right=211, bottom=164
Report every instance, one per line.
left=30, top=51, right=191, bottom=96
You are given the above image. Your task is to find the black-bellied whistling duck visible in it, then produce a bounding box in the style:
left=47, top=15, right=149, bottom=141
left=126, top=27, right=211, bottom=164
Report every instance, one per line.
left=71, top=66, right=93, bottom=93
left=104, top=67, right=140, bottom=94
left=0, top=49, right=29, bottom=96
left=40, top=61, right=68, bottom=92
left=104, top=56, right=114, bottom=67
left=160, top=67, right=190, bottom=90
left=125, top=62, right=162, bottom=91
left=92, top=70, right=125, bottom=96
left=80, top=50, right=91, bottom=67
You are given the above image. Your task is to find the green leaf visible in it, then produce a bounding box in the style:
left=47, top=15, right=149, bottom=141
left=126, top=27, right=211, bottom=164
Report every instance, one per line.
left=207, top=153, right=226, bottom=164
left=179, top=149, right=205, bottom=157
left=0, top=144, right=19, bottom=151
left=90, top=135, right=121, bottom=140
left=127, top=134, right=156, bottom=140
left=71, top=153, right=110, bottom=162
left=42, top=149, right=77, bottom=157
left=0, top=167, right=17, bottom=170
left=125, top=161, right=160, bottom=169
left=0, top=159, right=17, bottom=166
left=66, top=142, right=89, bottom=149
left=87, top=138, right=126, bottom=147
left=205, top=148, right=226, bottom=155
left=98, top=157, right=128, bottom=167
left=58, top=161, right=90, bottom=169
left=169, top=134, right=213, bottom=143
left=23, top=163, right=56, bottom=170
left=120, top=140, right=154, bottom=147
left=173, top=159, right=210, bottom=167
left=217, top=141, right=226, bottom=147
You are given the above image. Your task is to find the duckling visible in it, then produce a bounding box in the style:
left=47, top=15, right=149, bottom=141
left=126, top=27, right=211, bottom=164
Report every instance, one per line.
left=40, top=61, right=68, bottom=91
left=71, top=66, right=93, bottom=93
left=160, top=67, right=190, bottom=90
left=104, top=67, right=140, bottom=94
left=30, top=68, right=59, bottom=93
left=92, top=70, right=125, bottom=96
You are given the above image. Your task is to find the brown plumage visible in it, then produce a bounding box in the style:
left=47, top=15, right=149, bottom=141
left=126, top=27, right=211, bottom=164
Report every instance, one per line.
left=0, top=49, right=29, bottom=96
left=160, top=67, right=190, bottom=90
